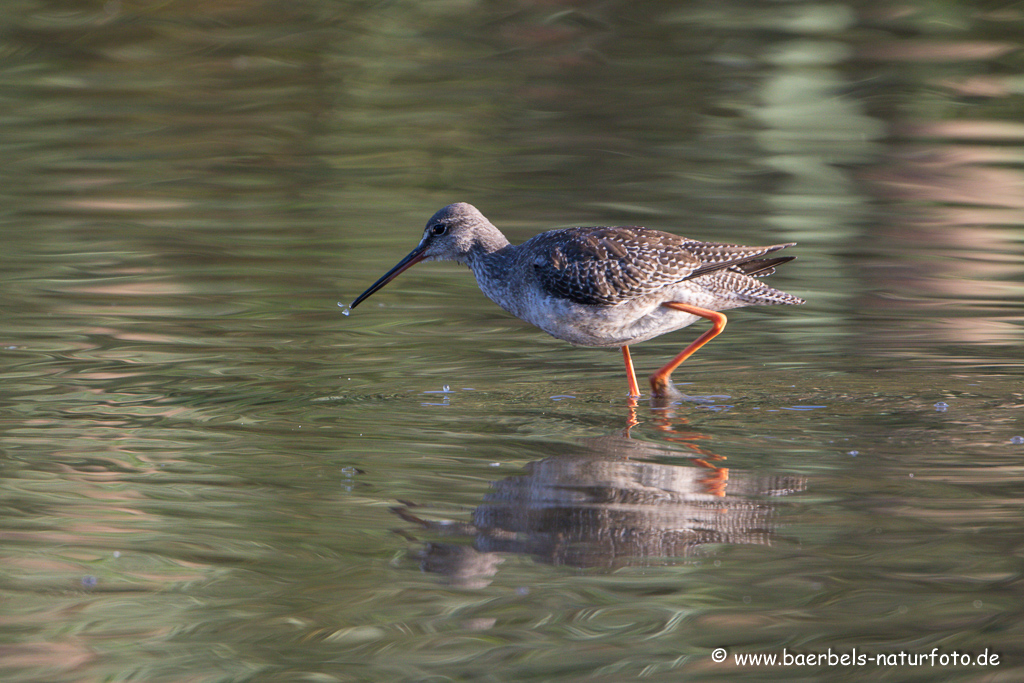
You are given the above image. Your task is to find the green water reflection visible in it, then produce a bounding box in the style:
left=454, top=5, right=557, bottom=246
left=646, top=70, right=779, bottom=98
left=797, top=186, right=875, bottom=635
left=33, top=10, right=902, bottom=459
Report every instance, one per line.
left=2, top=0, right=1023, bottom=681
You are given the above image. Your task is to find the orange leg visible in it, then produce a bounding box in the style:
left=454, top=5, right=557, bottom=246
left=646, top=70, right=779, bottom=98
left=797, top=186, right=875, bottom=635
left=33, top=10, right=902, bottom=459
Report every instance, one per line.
left=621, top=345, right=641, bottom=398
left=649, top=303, right=728, bottom=398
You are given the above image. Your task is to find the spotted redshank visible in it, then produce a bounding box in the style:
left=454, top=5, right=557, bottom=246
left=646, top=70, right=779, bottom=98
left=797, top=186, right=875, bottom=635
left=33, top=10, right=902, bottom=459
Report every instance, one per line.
left=350, top=203, right=804, bottom=398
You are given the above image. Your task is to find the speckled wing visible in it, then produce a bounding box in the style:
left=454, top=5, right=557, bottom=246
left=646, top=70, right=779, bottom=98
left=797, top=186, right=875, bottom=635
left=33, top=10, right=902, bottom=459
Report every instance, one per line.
left=680, top=241, right=797, bottom=278
left=527, top=227, right=702, bottom=306
left=529, top=227, right=793, bottom=306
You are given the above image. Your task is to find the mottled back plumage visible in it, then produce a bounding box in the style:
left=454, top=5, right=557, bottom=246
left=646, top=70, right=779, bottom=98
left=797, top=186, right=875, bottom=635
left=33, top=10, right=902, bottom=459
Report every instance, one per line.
left=527, top=226, right=801, bottom=307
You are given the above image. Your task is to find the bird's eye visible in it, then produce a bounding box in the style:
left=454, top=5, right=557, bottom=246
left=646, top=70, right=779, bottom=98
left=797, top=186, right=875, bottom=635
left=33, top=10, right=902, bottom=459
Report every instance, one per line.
left=430, top=223, right=448, bottom=236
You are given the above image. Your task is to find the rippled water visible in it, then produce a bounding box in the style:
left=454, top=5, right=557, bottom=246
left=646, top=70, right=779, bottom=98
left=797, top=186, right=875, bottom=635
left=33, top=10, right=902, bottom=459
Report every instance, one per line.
left=2, top=1, right=1023, bottom=681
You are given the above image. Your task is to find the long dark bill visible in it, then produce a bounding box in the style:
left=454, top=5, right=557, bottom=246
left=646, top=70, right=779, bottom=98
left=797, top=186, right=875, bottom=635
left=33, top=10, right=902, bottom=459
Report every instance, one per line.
left=350, top=243, right=428, bottom=309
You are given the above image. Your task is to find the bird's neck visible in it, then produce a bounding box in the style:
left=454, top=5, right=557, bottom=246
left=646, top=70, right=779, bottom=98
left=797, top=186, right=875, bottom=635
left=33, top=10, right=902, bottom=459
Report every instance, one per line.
left=458, top=227, right=511, bottom=267
left=464, top=240, right=517, bottom=310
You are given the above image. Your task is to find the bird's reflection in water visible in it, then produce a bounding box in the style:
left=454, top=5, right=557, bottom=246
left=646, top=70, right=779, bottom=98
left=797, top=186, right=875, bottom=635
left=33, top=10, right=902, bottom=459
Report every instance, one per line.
left=392, top=408, right=806, bottom=587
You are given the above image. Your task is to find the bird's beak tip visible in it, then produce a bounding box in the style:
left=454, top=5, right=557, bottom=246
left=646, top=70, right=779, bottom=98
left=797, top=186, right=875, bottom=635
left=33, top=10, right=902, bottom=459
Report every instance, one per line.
left=349, top=244, right=429, bottom=311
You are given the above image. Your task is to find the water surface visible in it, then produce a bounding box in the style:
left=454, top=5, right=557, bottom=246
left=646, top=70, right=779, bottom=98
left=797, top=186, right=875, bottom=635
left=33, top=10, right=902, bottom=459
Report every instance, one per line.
left=2, top=1, right=1023, bottom=681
